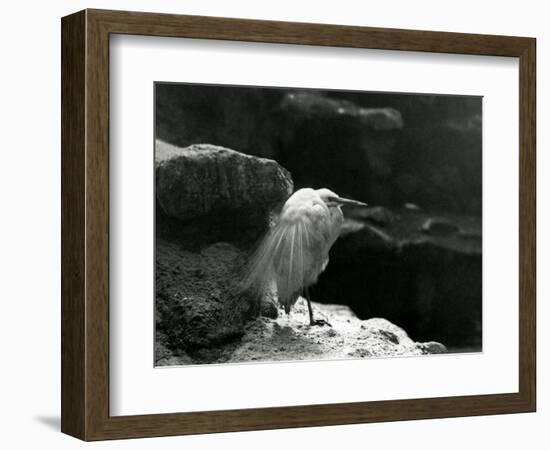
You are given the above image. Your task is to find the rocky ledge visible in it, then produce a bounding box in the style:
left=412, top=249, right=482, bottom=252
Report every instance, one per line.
left=156, top=298, right=446, bottom=366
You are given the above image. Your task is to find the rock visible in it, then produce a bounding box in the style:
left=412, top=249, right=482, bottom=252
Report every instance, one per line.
left=349, top=205, right=396, bottom=227
left=420, top=217, right=460, bottom=236
left=417, top=341, right=447, bottom=354
left=280, top=91, right=403, bottom=130
left=155, top=141, right=293, bottom=230
left=260, top=293, right=279, bottom=319
left=155, top=240, right=258, bottom=354
left=336, top=220, right=398, bottom=256
left=155, top=338, right=195, bottom=366
left=403, top=202, right=421, bottom=211
left=156, top=299, right=446, bottom=366
left=458, top=229, right=482, bottom=241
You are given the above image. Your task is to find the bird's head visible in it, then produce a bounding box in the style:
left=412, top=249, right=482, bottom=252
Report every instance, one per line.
left=316, top=188, right=368, bottom=208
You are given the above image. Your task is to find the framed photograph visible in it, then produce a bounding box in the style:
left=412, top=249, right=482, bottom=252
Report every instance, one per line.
left=61, top=9, right=536, bottom=441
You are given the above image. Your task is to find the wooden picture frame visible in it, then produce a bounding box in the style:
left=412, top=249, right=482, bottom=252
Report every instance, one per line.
left=61, top=8, right=536, bottom=441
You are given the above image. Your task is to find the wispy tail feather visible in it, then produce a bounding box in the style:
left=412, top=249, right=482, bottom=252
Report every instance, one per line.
left=240, top=219, right=310, bottom=312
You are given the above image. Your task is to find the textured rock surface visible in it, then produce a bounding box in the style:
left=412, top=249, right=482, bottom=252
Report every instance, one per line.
left=156, top=299, right=446, bottom=366
left=156, top=141, right=293, bottom=227
left=155, top=240, right=254, bottom=353
left=155, top=338, right=194, bottom=366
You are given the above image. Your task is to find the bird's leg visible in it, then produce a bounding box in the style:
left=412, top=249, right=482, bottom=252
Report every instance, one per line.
left=305, top=287, right=314, bottom=324
left=305, top=287, right=331, bottom=327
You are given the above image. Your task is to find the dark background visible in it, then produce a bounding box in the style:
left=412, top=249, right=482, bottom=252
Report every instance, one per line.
left=155, top=83, right=482, bottom=351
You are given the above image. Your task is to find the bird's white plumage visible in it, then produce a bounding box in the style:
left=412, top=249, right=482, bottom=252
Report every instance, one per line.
left=242, top=188, right=345, bottom=313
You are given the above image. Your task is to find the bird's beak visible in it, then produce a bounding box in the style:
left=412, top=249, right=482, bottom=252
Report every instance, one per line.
left=334, top=196, right=368, bottom=207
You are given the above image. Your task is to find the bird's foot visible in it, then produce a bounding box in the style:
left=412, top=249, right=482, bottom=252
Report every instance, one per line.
left=309, top=318, right=332, bottom=327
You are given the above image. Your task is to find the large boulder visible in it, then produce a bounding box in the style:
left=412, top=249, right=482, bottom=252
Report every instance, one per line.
left=156, top=141, right=293, bottom=231
left=154, top=142, right=294, bottom=358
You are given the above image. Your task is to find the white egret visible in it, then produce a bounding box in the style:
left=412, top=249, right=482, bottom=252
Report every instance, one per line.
left=243, top=187, right=367, bottom=326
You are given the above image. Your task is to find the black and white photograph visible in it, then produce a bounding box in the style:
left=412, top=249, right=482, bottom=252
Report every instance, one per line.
left=154, top=83, right=482, bottom=366
left=2, top=0, right=542, bottom=447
